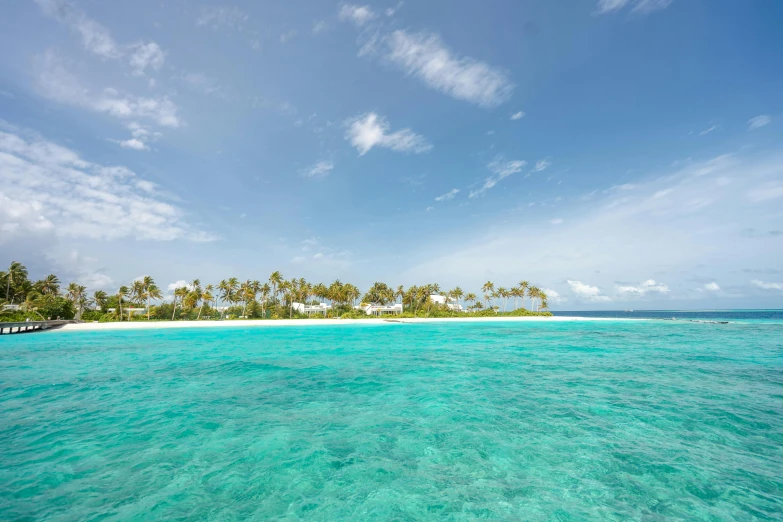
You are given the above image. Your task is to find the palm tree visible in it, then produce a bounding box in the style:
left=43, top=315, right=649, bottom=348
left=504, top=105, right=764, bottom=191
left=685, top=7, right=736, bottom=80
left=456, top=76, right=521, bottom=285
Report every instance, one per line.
left=4, top=261, right=28, bottom=303
left=93, top=290, right=108, bottom=311
left=117, top=286, right=129, bottom=321
left=198, top=284, right=214, bottom=320
left=139, top=276, right=161, bottom=320
left=519, top=281, right=530, bottom=310
left=269, top=271, right=283, bottom=305
left=38, top=274, right=61, bottom=296
left=450, top=286, right=464, bottom=311
left=172, top=286, right=187, bottom=320
left=529, top=286, right=542, bottom=312
left=497, top=287, right=508, bottom=312
left=67, top=283, right=87, bottom=319
left=259, top=283, right=271, bottom=317
left=464, top=292, right=477, bottom=312
left=395, top=285, right=405, bottom=306
left=539, top=291, right=549, bottom=312
left=482, top=281, right=494, bottom=309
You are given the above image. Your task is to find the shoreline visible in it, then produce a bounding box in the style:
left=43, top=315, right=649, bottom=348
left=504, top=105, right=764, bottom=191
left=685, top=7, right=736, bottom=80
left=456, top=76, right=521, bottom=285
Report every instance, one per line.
left=54, top=316, right=642, bottom=332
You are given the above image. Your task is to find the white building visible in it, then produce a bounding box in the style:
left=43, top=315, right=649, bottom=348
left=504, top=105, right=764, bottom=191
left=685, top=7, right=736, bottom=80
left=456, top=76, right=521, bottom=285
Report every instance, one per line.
left=293, top=302, right=332, bottom=316
left=429, top=294, right=464, bottom=312
left=361, top=303, right=403, bottom=316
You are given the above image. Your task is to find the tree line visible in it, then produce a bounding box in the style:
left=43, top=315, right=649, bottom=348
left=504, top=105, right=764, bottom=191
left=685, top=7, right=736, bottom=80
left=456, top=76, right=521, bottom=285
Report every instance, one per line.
left=1, top=261, right=550, bottom=321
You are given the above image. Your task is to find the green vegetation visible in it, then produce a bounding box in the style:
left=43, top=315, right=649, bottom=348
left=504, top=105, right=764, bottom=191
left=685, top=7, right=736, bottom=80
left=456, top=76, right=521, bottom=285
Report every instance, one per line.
left=1, top=260, right=551, bottom=323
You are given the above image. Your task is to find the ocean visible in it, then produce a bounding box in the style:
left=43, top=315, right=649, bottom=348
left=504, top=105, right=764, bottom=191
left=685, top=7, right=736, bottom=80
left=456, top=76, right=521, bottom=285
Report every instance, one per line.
left=1, top=317, right=782, bottom=519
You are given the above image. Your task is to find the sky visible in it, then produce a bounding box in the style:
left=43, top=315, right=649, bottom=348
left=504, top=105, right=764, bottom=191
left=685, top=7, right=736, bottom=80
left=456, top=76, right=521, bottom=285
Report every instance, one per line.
left=0, top=0, right=782, bottom=310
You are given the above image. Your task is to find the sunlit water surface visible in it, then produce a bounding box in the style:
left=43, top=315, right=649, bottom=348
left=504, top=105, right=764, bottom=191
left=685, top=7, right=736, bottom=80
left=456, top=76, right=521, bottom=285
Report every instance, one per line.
left=1, top=320, right=782, bottom=520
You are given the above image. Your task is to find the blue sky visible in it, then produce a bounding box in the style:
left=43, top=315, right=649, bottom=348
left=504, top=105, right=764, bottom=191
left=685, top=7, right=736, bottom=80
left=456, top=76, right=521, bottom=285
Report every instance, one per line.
left=1, top=0, right=782, bottom=309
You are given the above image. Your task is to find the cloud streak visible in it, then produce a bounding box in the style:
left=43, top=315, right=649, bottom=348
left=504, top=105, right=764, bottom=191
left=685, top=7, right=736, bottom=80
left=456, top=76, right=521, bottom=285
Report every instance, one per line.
left=345, top=113, right=431, bottom=155
left=470, top=159, right=526, bottom=197
left=365, top=30, right=513, bottom=108
left=0, top=126, right=214, bottom=243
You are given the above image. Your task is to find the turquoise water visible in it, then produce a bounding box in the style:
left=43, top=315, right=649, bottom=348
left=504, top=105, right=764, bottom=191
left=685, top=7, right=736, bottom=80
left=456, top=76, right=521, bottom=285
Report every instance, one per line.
left=2, top=321, right=782, bottom=520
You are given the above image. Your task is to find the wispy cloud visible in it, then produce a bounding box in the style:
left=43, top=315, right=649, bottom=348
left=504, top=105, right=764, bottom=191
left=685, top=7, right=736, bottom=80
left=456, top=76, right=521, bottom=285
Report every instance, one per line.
left=568, top=280, right=612, bottom=302
left=0, top=126, right=215, bottom=243
left=748, top=115, right=771, bottom=131
left=510, top=111, right=525, bottom=121
left=401, top=150, right=783, bottom=301
left=366, top=30, right=513, bottom=108
left=345, top=112, right=431, bottom=155
left=596, top=0, right=673, bottom=14
left=699, top=124, right=720, bottom=136
left=300, top=160, right=334, bottom=179
left=129, top=42, right=165, bottom=76
left=470, top=159, right=526, bottom=197
left=435, top=188, right=460, bottom=202
left=338, top=4, right=377, bottom=26
left=703, top=282, right=720, bottom=291
left=533, top=159, right=551, bottom=172
left=752, top=280, right=783, bottom=290
left=35, top=51, right=181, bottom=128
left=35, top=0, right=121, bottom=59
left=616, top=279, right=670, bottom=295
left=196, top=6, right=248, bottom=30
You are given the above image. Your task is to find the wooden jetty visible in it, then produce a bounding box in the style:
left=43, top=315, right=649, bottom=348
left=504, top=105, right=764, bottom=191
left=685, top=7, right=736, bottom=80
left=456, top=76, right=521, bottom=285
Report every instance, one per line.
left=0, top=320, right=74, bottom=335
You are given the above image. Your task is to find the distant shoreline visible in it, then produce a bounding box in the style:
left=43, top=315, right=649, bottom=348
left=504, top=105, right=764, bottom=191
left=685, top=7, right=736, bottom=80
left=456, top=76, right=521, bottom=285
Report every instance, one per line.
left=55, top=316, right=641, bottom=332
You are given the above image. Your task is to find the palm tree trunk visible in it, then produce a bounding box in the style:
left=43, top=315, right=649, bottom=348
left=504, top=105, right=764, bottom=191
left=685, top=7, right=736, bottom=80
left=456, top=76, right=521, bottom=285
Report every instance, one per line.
left=119, top=298, right=123, bottom=321
left=147, top=297, right=150, bottom=320
left=197, top=303, right=204, bottom=320
left=171, top=298, right=177, bottom=321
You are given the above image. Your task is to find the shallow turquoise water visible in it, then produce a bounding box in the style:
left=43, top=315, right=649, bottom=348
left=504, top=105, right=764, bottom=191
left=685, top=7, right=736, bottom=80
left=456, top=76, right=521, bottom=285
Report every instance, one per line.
left=1, top=321, right=782, bottom=520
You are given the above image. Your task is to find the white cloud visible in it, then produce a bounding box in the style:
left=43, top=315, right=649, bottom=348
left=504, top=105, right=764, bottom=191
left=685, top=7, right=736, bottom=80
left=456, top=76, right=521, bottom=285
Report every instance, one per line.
left=567, top=280, right=611, bottom=302
left=313, top=20, right=328, bottom=34
left=704, top=282, right=720, bottom=291
left=373, top=30, right=513, bottom=108
left=551, top=218, right=564, bottom=225
left=117, top=138, right=148, bottom=151
left=345, top=113, right=431, bottom=155
left=616, top=279, right=670, bottom=296
left=746, top=182, right=783, bottom=203
left=596, top=0, right=673, bottom=14
left=751, top=280, right=783, bottom=291
left=533, top=159, right=552, bottom=172
left=279, top=30, right=297, bottom=43
left=510, top=111, right=525, bottom=121
left=595, top=0, right=629, bottom=12
left=177, top=72, right=221, bottom=95
left=0, top=127, right=214, bottom=243
left=35, top=0, right=121, bottom=59
left=339, top=4, right=378, bottom=26
left=196, top=7, right=248, bottom=30
left=36, top=52, right=181, bottom=128
left=167, top=280, right=193, bottom=291
left=435, top=188, right=459, bottom=202
left=313, top=253, right=324, bottom=259
left=300, top=161, right=334, bottom=179
left=699, top=125, right=719, bottom=136
left=425, top=206, right=434, bottom=212
left=129, top=42, right=165, bottom=76
left=748, top=115, right=771, bottom=131
left=470, top=159, right=526, bottom=197
left=401, top=151, right=783, bottom=303
left=386, top=1, right=404, bottom=16
left=291, top=256, right=306, bottom=263
left=542, top=288, right=566, bottom=304
left=632, top=0, right=674, bottom=13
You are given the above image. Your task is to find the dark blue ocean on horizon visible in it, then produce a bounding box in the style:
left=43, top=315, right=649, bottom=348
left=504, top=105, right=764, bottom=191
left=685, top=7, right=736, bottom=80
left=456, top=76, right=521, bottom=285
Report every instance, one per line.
left=552, top=309, right=783, bottom=322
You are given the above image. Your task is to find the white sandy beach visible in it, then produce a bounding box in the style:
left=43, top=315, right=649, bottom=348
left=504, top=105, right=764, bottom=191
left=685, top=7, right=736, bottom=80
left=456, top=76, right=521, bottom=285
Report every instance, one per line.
left=56, top=316, right=636, bottom=332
